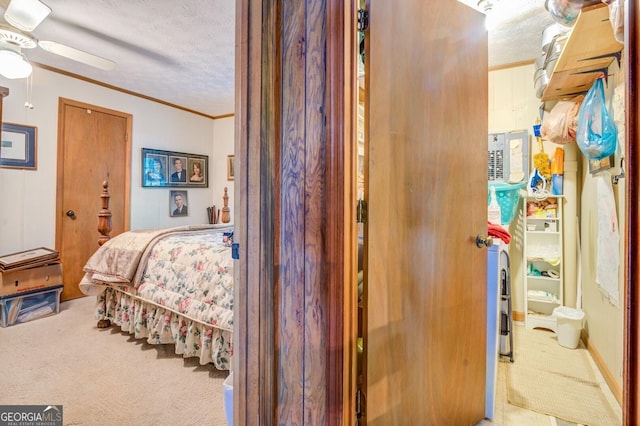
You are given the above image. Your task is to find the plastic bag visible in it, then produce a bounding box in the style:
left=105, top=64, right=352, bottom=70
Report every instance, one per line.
left=602, top=0, right=624, bottom=43
left=540, top=95, right=584, bottom=144
left=576, top=78, right=617, bottom=160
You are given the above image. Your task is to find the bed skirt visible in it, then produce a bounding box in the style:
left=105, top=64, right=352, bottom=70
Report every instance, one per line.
left=95, top=287, right=232, bottom=370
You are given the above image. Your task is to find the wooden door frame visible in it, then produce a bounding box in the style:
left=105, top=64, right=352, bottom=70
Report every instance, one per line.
left=235, top=0, right=356, bottom=423
left=236, top=0, right=639, bottom=423
left=624, top=3, right=639, bottom=424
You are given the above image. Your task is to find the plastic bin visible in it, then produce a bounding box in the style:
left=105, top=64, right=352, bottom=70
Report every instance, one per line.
left=223, top=372, right=233, bottom=426
left=0, top=285, right=63, bottom=327
left=553, top=306, right=585, bottom=349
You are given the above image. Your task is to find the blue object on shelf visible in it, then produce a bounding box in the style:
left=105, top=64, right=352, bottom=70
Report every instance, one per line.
left=533, top=123, right=542, bottom=137
left=487, top=182, right=525, bottom=225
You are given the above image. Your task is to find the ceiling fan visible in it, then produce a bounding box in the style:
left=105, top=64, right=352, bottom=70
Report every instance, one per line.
left=0, top=0, right=115, bottom=79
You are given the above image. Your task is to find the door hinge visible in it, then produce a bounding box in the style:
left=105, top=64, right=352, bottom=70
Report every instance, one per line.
left=356, top=388, right=366, bottom=419
left=356, top=199, right=367, bottom=224
left=357, top=9, right=369, bottom=32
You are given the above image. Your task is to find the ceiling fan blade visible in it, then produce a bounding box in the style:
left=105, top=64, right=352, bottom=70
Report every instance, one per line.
left=4, top=0, right=51, bottom=32
left=38, top=40, right=116, bottom=70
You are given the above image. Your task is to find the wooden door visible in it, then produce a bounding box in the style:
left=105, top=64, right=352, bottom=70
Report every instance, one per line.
left=363, top=1, right=488, bottom=424
left=55, top=99, right=131, bottom=301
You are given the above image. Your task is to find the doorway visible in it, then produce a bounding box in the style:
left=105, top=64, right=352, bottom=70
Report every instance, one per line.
left=55, top=98, right=131, bottom=301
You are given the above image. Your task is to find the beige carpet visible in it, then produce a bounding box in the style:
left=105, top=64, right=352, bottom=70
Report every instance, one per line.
left=0, top=296, right=229, bottom=426
left=506, top=326, right=620, bottom=426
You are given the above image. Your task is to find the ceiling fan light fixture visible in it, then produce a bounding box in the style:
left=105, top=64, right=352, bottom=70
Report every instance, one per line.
left=0, top=47, right=33, bottom=78
left=477, top=0, right=498, bottom=30
left=4, top=0, right=52, bottom=32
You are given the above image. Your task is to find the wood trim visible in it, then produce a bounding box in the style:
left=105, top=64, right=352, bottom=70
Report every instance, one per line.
left=488, top=59, right=536, bottom=72
left=581, top=331, right=623, bottom=405
left=512, top=311, right=525, bottom=323
left=234, top=0, right=277, bottom=423
left=624, top=1, right=639, bottom=424
left=326, top=0, right=356, bottom=424
left=33, top=62, right=232, bottom=121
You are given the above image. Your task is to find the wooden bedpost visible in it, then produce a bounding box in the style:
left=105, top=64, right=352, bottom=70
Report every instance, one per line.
left=98, top=180, right=112, bottom=246
left=97, top=180, right=112, bottom=329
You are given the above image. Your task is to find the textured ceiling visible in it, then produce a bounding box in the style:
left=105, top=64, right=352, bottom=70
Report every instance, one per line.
left=459, top=0, right=555, bottom=68
left=0, top=0, right=236, bottom=118
left=0, top=1, right=554, bottom=118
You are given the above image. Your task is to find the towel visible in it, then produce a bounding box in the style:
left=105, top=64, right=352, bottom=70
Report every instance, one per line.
left=488, top=222, right=511, bottom=244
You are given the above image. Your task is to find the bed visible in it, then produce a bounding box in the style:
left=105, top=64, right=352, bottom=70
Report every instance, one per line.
left=80, top=183, right=234, bottom=370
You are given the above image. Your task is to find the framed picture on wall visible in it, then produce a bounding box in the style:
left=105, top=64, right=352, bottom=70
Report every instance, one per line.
left=169, top=190, right=189, bottom=217
left=588, top=154, right=615, bottom=174
left=0, top=123, right=37, bottom=170
left=227, top=155, right=235, bottom=181
left=142, top=148, right=208, bottom=187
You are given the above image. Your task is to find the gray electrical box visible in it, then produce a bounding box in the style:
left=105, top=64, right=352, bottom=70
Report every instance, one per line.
left=488, top=130, right=529, bottom=184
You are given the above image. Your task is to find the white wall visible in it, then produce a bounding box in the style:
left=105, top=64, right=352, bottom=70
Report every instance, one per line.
left=490, top=62, right=624, bottom=397
left=488, top=64, right=541, bottom=318
left=211, top=117, right=235, bottom=222
left=578, top=65, right=625, bottom=391
left=0, top=67, right=234, bottom=255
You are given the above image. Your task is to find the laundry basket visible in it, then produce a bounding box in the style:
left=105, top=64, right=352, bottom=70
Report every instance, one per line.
left=488, top=182, right=526, bottom=225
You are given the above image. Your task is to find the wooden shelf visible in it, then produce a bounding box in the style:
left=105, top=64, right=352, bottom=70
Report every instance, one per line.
left=541, top=3, right=623, bottom=101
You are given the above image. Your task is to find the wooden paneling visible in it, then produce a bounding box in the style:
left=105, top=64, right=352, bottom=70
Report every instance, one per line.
left=236, top=0, right=351, bottom=423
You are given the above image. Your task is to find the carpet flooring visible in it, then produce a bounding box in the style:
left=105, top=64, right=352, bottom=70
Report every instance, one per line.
left=0, top=296, right=229, bottom=426
left=506, top=326, right=620, bottom=426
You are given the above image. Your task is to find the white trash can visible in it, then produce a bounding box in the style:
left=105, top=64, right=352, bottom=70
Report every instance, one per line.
left=223, top=372, right=233, bottom=426
left=553, top=306, right=585, bottom=349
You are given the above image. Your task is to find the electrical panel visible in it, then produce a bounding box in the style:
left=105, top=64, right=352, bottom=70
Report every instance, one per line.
left=488, top=130, right=529, bottom=184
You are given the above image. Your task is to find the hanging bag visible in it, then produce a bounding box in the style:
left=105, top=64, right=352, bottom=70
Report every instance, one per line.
left=540, top=94, right=584, bottom=144
left=576, top=77, right=617, bottom=160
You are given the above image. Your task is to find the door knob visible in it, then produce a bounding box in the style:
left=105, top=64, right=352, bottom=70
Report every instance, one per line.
left=66, top=210, right=76, bottom=218
left=475, top=235, right=494, bottom=248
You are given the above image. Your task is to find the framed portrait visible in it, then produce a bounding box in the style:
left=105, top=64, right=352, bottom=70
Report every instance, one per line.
left=169, top=190, right=189, bottom=217
left=227, top=155, right=235, bottom=181
left=589, top=154, right=615, bottom=174
left=0, top=123, right=37, bottom=170
left=142, top=148, right=208, bottom=188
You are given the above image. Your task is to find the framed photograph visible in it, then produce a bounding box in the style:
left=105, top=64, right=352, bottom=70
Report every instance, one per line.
left=0, top=123, right=37, bottom=170
left=227, top=155, right=235, bottom=181
left=169, top=190, right=189, bottom=217
left=0, top=247, right=58, bottom=269
left=142, top=148, right=208, bottom=187
left=589, top=154, right=615, bottom=174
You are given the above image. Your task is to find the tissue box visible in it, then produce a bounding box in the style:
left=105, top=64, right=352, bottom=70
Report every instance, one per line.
left=0, top=285, right=63, bottom=327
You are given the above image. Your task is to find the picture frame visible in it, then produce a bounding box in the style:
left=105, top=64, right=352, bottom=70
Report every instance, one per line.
left=0, top=123, right=37, bottom=170
left=227, top=155, right=235, bottom=181
left=142, top=148, right=208, bottom=187
left=169, top=190, right=189, bottom=217
left=589, top=154, right=615, bottom=174
left=0, top=247, right=58, bottom=269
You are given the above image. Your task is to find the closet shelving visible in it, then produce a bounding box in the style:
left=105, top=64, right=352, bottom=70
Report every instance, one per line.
left=522, top=195, right=563, bottom=332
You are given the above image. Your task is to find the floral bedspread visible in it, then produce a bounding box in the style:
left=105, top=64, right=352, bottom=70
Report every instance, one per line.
left=83, top=226, right=234, bottom=369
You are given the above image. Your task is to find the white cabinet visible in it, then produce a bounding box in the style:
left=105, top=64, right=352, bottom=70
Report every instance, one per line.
left=522, top=195, right=563, bottom=332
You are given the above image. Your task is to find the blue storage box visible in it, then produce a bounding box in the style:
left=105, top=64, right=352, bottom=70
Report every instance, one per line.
left=0, top=285, right=63, bottom=327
